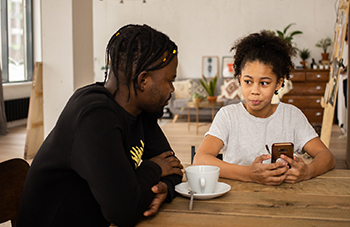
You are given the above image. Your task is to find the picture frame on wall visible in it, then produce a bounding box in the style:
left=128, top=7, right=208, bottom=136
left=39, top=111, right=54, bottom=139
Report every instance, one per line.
left=328, top=58, right=341, bottom=106
left=202, top=56, right=219, bottom=78
left=222, top=56, right=234, bottom=78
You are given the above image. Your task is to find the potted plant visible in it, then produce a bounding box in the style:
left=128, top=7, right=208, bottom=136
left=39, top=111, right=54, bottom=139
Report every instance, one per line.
left=274, top=23, right=303, bottom=50
left=299, top=48, right=311, bottom=68
left=199, top=75, right=218, bottom=103
left=192, top=93, right=204, bottom=103
left=316, top=37, right=332, bottom=61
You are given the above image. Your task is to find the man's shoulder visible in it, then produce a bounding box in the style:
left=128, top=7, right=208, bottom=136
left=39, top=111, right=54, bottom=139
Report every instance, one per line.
left=72, top=83, right=112, bottom=105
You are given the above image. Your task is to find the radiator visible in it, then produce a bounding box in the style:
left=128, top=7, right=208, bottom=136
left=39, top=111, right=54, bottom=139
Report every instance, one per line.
left=4, top=98, right=30, bottom=122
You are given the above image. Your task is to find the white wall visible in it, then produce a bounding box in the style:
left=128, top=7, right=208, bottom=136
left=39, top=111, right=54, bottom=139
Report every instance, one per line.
left=33, top=0, right=42, bottom=63
left=5, top=0, right=338, bottom=133
left=41, top=0, right=74, bottom=135
left=3, top=82, right=32, bottom=100
left=72, top=0, right=94, bottom=89
left=93, top=0, right=337, bottom=81
left=41, top=0, right=94, bottom=135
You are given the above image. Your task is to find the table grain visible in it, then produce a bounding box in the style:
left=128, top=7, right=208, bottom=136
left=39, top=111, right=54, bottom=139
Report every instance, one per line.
left=136, top=169, right=350, bottom=227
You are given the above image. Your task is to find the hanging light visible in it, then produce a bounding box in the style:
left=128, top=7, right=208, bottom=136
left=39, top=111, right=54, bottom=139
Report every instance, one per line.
left=119, top=0, right=145, bottom=3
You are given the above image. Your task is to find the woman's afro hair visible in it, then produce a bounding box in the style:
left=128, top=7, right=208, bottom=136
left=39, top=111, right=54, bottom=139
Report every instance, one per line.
left=231, top=30, right=295, bottom=82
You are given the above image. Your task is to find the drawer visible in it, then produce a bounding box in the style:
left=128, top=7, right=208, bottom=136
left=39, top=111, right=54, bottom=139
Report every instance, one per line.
left=288, top=82, right=326, bottom=95
left=306, top=71, right=329, bottom=82
left=282, top=95, right=322, bottom=108
left=301, top=108, right=324, bottom=124
left=289, top=72, right=305, bottom=81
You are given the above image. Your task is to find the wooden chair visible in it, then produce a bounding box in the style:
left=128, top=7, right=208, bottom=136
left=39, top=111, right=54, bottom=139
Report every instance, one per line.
left=190, top=145, right=222, bottom=164
left=0, top=158, right=29, bottom=227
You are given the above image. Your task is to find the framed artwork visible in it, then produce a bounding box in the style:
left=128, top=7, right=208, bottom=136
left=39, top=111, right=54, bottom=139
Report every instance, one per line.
left=222, top=56, right=234, bottom=78
left=338, top=12, right=348, bottom=56
left=328, top=58, right=341, bottom=106
left=202, top=56, right=219, bottom=78
left=337, top=9, right=344, bottom=26
left=330, top=31, right=337, bottom=62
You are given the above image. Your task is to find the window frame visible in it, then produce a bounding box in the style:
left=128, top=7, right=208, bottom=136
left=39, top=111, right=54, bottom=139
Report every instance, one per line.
left=1, top=0, right=33, bottom=83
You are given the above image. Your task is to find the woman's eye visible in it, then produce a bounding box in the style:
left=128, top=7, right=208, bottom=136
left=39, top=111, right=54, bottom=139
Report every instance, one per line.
left=244, top=80, right=251, bottom=84
left=261, top=81, right=269, bottom=86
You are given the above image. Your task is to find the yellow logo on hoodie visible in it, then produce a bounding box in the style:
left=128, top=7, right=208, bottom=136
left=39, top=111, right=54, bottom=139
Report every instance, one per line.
left=130, top=140, right=144, bottom=169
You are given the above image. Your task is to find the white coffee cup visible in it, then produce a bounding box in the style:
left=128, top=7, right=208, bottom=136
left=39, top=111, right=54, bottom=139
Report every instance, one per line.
left=185, top=165, right=220, bottom=194
left=260, top=149, right=271, bottom=164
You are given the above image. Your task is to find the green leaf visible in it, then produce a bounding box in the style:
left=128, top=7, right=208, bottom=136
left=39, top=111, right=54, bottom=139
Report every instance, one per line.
left=276, top=31, right=284, bottom=38
left=283, top=23, right=296, bottom=34
left=285, top=37, right=292, bottom=42
left=290, top=31, right=303, bottom=37
left=200, top=75, right=217, bottom=96
left=199, top=79, right=210, bottom=94
left=202, top=75, right=208, bottom=83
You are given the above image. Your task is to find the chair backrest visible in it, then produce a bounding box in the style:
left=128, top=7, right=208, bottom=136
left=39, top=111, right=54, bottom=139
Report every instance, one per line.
left=0, top=158, right=29, bottom=227
left=190, top=146, right=222, bottom=164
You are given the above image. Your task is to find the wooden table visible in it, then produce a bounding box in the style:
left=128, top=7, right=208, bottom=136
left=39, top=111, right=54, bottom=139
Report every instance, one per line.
left=187, top=100, right=224, bottom=134
left=136, top=169, right=350, bottom=227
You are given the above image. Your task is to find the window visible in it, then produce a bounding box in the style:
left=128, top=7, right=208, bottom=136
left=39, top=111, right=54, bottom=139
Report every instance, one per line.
left=1, top=0, right=33, bottom=83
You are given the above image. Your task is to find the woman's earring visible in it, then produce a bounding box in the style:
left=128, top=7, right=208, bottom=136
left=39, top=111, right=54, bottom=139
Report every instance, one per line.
left=274, top=90, right=279, bottom=95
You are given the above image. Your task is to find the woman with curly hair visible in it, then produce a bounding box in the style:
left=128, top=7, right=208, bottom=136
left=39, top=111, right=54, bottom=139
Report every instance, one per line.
left=193, top=31, right=335, bottom=185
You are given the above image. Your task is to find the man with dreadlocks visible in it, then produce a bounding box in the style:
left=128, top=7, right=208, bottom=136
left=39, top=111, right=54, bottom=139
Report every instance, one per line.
left=17, top=24, right=183, bottom=227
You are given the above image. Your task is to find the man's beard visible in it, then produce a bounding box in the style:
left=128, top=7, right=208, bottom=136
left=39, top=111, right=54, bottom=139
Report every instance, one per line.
left=153, top=108, right=164, bottom=119
left=153, top=95, right=171, bottom=119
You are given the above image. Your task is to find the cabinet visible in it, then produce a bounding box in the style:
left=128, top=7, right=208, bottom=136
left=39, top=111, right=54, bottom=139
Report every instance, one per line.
left=281, top=69, right=330, bottom=124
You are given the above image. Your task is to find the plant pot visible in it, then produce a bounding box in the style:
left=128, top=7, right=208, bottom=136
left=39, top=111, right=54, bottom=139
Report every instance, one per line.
left=193, top=98, right=203, bottom=103
left=207, top=96, right=217, bottom=103
left=321, top=53, right=329, bottom=61
left=300, top=61, right=306, bottom=69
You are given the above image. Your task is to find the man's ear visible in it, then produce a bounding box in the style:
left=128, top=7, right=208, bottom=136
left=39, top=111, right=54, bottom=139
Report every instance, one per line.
left=137, top=71, right=149, bottom=91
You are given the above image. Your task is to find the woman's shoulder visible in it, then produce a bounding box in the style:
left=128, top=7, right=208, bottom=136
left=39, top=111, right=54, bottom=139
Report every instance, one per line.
left=278, top=102, right=306, bottom=118
left=278, top=102, right=303, bottom=112
left=221, top=102, right=244, bottom=111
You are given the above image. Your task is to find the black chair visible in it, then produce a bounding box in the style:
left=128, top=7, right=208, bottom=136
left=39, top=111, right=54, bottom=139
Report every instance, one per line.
left=0, top=158, right=30, bottom=227
left=191, top=145, right=222, bottom=164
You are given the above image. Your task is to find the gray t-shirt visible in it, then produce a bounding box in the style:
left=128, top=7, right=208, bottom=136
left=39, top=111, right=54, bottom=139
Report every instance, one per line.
left=206, top=102, right=318, bottom=166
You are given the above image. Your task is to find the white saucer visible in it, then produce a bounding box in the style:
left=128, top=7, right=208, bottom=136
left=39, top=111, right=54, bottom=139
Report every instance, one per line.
left=175, top=182, right=231, bottom=200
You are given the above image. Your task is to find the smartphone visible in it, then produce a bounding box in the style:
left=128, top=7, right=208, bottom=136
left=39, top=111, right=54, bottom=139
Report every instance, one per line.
left=271, top=142, right=294, bottom=165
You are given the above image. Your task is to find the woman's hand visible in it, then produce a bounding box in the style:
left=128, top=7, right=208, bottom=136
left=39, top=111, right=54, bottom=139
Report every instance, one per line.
left=248, top=154, right=289, bottom=185
left=281, top=154, right=311, bottom=183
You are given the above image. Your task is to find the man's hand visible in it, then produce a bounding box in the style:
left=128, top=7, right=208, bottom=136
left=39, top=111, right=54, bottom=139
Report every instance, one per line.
left=150, top=151, right=183, bottom=177
left=143, top=182, right=168, bottom=217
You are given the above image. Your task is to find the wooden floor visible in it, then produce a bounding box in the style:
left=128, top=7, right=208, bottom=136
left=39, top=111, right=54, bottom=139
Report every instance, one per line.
left=0, top=125, right=28, bottom=162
